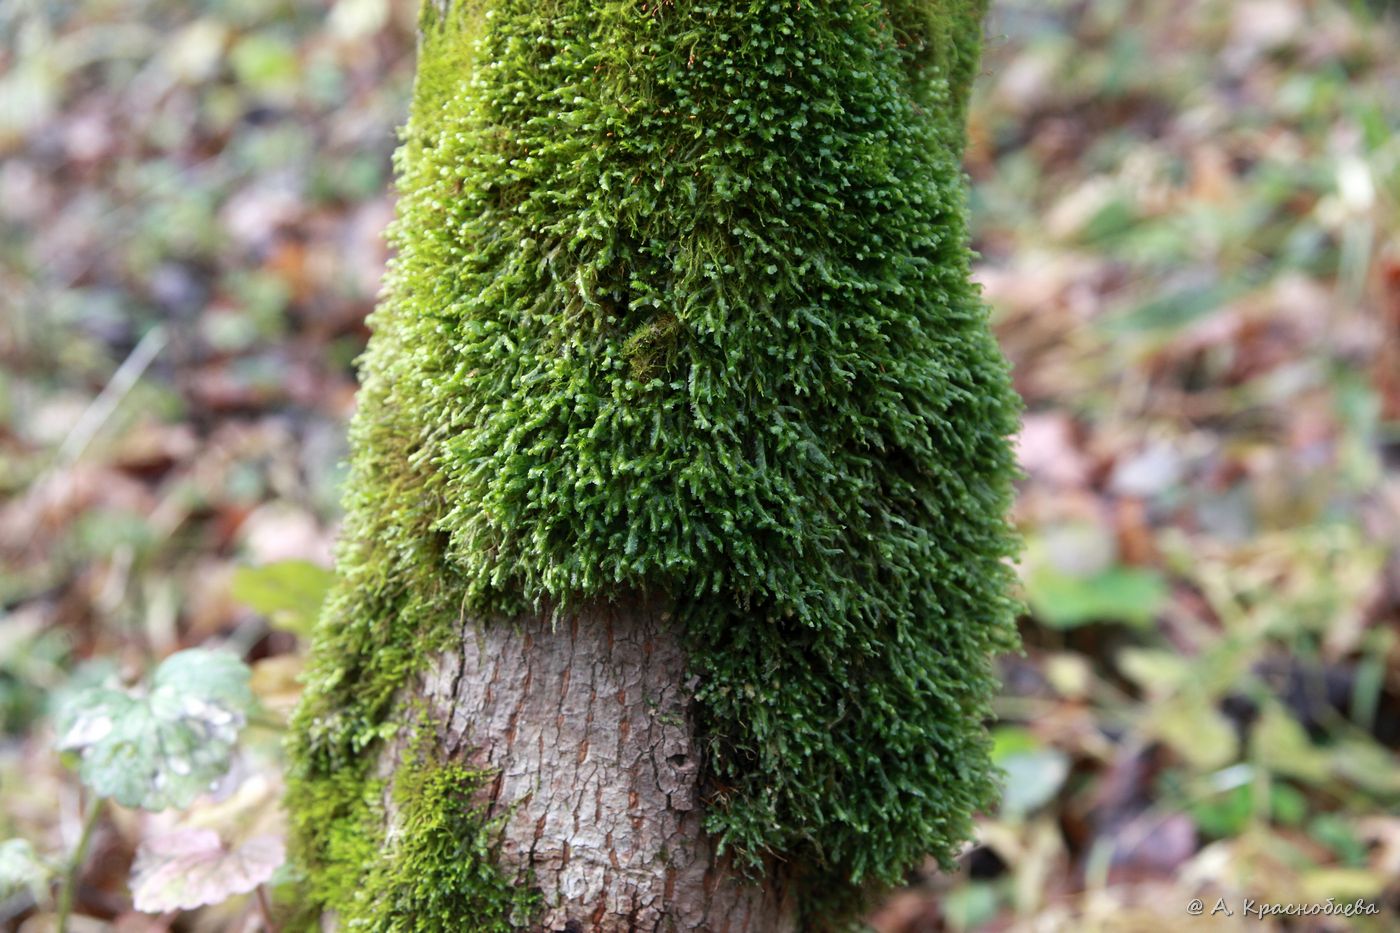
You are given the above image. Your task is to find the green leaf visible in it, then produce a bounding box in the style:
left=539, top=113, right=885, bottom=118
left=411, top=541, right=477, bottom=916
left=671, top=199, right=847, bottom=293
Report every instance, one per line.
left=1330, top=738, right=1400, bottom=798
left=1270, top=782, right=1309, bottom=827
left=1152, top=693, right=1238, bottom=771
left=1076, top=197, right=1140, bottom=245
left=1251, top=703, right=1330, bottom=785
left=0, top=838, right=52, bottom=904
left=1309, top=814, right=1369, bottom=866
left=990, top=726, right=1039, bottom=758
left=1189, top=784, right=1253, bottom=838
left=229, top=33, right=299, bottom=99
left=1118, top=648, right=1191, bottom=695
left=1026, top=564, right=1168, bottom=629
left=56, top=650, right=253, bottom=811
left=992, top=732, right=1070, bottom=819
left=941, top=881, right=1001, bottom=931
left=231, top=560, right=335, bottom=638
left=1101, top=276, right=1255, bottom=335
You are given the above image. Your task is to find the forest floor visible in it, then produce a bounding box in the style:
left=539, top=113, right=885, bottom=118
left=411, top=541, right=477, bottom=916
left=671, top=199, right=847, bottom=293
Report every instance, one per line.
left=2, top=0, right=1398, bottom=930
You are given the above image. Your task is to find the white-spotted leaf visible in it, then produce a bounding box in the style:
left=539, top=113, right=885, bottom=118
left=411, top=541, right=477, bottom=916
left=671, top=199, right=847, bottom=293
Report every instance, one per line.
left=56, top=649, right=253, bottom=811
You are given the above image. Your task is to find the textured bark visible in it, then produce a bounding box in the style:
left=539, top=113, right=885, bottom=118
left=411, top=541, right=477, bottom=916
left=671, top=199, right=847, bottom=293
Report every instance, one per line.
left=400, top=597, right=798, bottom=932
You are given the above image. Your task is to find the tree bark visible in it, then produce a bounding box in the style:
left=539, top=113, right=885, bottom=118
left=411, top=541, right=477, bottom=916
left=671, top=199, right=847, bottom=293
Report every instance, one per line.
left=400, top=597, right=798, bottom=932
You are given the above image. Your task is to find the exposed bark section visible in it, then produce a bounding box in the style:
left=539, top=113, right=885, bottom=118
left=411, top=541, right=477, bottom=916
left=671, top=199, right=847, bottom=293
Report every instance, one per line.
left=407, top=597, right=798, bottom=932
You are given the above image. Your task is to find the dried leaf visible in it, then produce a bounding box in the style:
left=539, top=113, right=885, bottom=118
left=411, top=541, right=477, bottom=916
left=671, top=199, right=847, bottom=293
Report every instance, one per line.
left=130, top=828, right=283, bottom=913
left=1251, top=702, right=1330, bottom=785
left=1150, top=694, right=1238, bottom=772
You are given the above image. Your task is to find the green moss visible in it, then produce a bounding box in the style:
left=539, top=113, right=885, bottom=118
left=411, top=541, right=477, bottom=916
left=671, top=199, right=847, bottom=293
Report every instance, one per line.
left=622, top=312, right=683, bottom=380
left=289, top=0, right=1020, bottom=926
left=284, top=767, right=384, bottom=915
left=354, top=726, right=539, bottom=931
left=285, top=720, right=535, bottom=932
left=284, top=2, right=493, bottom=918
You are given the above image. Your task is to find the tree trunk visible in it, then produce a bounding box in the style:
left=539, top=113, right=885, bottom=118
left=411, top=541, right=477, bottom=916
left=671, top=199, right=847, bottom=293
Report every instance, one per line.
left=288, top=1, right=1016, bottom=930
left=403, top=597, right=797, bottom=931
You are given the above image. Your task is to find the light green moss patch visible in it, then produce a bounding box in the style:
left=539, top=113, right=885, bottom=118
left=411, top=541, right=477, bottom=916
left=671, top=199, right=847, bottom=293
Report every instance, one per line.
left=351, top=726, right=539, bottom=932
left=284, top=2, right=494, bottom=920
left=285, top=719, right=535, bottom=932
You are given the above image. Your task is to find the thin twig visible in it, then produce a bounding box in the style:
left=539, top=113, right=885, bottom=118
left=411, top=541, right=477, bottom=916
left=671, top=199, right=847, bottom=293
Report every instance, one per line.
left=55, top=796, right=104, bottom=933
left=57, top=324, right=167, bottom=465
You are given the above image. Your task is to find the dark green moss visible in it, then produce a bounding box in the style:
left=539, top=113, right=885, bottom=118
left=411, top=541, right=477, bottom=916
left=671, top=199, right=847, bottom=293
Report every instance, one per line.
left=289, top=0, right=1020, bottom=925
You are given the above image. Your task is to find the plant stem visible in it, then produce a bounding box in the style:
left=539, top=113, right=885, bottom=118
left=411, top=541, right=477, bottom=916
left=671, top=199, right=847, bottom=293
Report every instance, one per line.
left=255, top=883, right=279, bottom=933
left=56, top=797, right=103, bottom=933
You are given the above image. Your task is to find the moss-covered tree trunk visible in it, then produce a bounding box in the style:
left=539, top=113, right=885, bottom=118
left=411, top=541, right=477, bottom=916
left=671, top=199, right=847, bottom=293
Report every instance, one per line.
left=288, top=1, right=1018, bottom=931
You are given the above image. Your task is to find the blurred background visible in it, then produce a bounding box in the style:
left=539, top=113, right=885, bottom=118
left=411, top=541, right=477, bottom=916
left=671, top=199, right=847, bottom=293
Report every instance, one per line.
left=1, top=0, right=1398, bottom=930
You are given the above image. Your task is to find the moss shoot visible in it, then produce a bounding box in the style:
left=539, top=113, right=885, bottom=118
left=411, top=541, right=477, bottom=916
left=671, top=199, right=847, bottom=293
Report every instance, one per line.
left=289, top=0, right=1020, bottom=925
